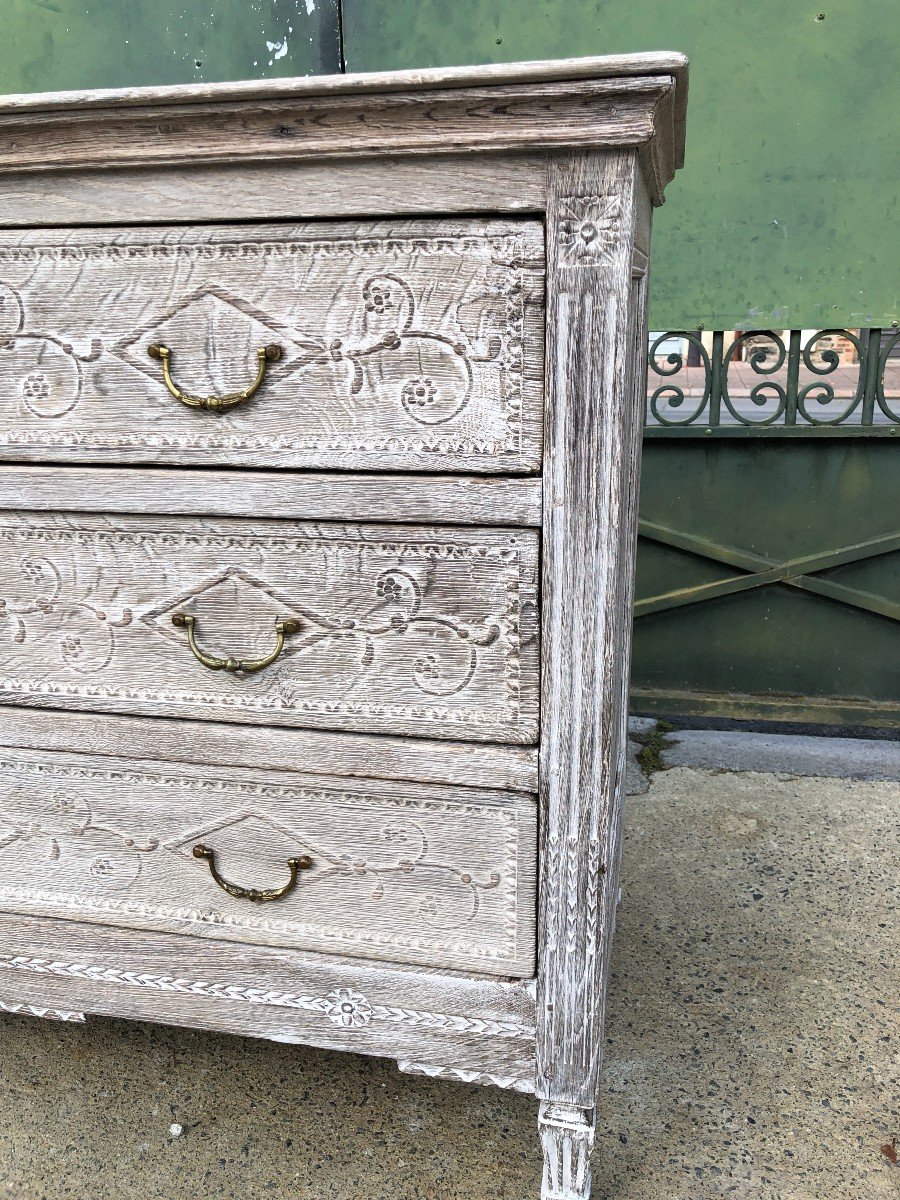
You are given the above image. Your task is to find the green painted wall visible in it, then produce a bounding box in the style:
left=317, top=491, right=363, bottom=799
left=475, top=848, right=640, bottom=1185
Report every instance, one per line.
left=343, top=1, right=899, bottom=329
left=0, top=1, right=341, bottom=92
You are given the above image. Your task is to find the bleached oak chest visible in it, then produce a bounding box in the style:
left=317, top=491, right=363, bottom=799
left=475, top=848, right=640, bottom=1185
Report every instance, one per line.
left=0, top=54, right=687, bottom=1200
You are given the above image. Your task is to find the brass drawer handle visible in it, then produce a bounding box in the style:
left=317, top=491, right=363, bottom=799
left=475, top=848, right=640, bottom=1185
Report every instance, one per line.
left=193, top=844, right=312, bottom=902
left=171, top=612, right=300, bottom=674
left=148, top=342, right=281, bottom=412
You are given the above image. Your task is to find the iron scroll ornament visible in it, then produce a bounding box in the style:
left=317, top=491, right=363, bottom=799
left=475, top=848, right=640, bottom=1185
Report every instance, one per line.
left=646, top=327, right=899, bottom=432
left=148, top=342, right=282, bottom=412
left=192, top=844, right=312, bottom=903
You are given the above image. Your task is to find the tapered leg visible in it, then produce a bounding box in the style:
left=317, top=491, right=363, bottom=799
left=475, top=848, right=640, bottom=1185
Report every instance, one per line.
left=536, top=147, right=649, bottom=1200
left=539, top=1101, right=595, bottom=1200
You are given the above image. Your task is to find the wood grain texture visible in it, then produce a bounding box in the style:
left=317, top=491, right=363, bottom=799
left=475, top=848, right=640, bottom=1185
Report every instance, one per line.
left=536, top=151, right=645, bottom=1133
left=0, top=511, right=539, bottom=743
left=0, top=156, right=550, bottom=228
left=0, top=219, right=544, bottom=472
left=0, top=64, right=685, bottom=203
left=0, top=706, right=540, bottom=793
left=0, top=912, right=538, bottom=1080
left=0, top=77, right=666, bottom=166
left=632, top=162, right=653, bottom=255
left=0, top=466, right=542, bottom=528
left=0, top=747, right=536, bottom=976
left=0, top=998, right=85, bottom=1022
left=0, top=52, right=688, bottom=126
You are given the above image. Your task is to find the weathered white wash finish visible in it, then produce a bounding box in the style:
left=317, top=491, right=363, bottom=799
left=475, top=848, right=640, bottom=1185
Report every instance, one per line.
left=0, top=911, right=539, bottom=1083
left=534, top=150, right=650, bottom=1199
left=0, top=748, right=536, bottom=976
left=0, top=57, right=686, bottom=204
left=0, top=705, right=541, bottom=793
left=0, top=220, right=544, bottom=471
left=0, top=511, right=539, bottom=743
left=0, top=465, right=543, bottom=527
left=0, top=54, right=688, bottom=1200
left=0, top=155, right=551, bottom=228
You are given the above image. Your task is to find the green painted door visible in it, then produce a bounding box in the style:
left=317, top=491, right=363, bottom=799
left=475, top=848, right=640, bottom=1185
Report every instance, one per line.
left=633, top=439, right=900, bottom=727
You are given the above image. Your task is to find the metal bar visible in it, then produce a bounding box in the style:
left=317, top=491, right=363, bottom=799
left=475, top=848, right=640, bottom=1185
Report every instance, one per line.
left=784, top=329, right=801, bottom=425
left=789, top=576, right=900, bottom=623
left=629, top=686, right=900, bottom=729
left=634, top=567, right=900, bottom=621
left=861, top=328, right=880, bottom=426
left=636, top=521, right=900, bottom=619
left=643, top=424, right=900, bottom=438
left=708, top=329, right=723, bottom=428
left=634, top=570, right=781, bottom=617
left=638, top=520, right=900, bottom=575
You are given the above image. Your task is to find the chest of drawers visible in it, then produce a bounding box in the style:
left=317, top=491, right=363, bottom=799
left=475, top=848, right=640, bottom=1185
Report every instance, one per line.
left=0, top=53, right=687, bottom=1200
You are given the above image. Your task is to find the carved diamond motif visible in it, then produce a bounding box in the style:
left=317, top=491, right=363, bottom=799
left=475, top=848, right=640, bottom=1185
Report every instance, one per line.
left=111, top=285, right=320, bottom=394
left=165, top=811, right=315, bottom=862
left=141, top=567, right=310, bottom=662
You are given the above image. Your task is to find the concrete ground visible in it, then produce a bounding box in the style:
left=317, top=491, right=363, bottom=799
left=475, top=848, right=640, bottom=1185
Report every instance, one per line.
left=0, top=729, right=897, bottom=1200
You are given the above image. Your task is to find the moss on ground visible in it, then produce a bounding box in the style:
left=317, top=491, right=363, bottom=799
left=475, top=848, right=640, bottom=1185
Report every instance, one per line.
left=634, top=720, right=675, bottom=778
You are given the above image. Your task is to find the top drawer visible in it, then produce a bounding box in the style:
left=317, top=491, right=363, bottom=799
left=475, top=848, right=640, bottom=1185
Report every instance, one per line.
left=0, top=219, right=544, bottom=472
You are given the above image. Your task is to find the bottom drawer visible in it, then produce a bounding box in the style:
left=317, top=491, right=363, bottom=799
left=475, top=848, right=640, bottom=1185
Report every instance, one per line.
left=0, top=747, right=536, bottom=978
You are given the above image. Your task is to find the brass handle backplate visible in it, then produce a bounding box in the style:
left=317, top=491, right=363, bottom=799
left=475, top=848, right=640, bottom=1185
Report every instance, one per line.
left=193, top=844, right=312, bottom=902
left=148, top=342, right=281, bottom=412
left=172, top=612, right=300, bottom=674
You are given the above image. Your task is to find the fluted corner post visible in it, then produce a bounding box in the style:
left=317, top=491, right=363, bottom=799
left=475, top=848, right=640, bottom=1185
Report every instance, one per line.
left=536, top=148, right=649, bottom=1200
left=538, top=1101, right=596, bottom=1200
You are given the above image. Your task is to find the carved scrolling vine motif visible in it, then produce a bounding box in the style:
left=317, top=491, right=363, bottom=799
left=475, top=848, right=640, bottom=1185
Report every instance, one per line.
left=0, top=232, right=534, bottom=451
left=0, top=761, right=518, bottom=955
left=0, top=526, right=528, bottom=727
left=322, top=272, right=479, bottom=427
left=259, top=565, right=502, bottom=703
left=0, top=548, right=133, bottom=678
left=0, top=282, right=102, bottom=419
left=0, top=785, right=158, bottom=892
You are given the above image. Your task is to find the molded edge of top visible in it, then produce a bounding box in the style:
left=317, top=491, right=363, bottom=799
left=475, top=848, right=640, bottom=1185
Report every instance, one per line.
left=0, top=52, right=688, bottom=168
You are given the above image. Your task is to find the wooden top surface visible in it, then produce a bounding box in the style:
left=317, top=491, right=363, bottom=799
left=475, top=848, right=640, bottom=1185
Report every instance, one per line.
left=0, top=52, right=681, bottom=157
left=0, top=52, right=688, bottom=108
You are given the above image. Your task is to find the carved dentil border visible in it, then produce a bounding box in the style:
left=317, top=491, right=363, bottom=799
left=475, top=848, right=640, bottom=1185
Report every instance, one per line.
left=397, top=1059, right=535, bottom=1094
left=0, top=997, right=85, bottom=1023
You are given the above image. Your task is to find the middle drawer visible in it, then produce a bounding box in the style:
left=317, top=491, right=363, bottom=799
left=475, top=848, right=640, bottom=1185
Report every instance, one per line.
left=0, top=511, right=539, bottom=744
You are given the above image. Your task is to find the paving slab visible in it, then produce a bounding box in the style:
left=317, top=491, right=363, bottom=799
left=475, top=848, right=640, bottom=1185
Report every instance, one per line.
left=0, top=765, right=897, bottom=1199
left=664, top=729, right=900, bottom=781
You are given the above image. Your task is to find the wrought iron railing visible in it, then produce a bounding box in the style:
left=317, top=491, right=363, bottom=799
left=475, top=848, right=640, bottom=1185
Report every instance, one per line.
left=645, top=327, right=900, bottom=436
